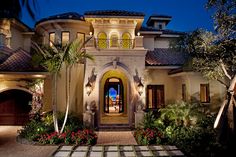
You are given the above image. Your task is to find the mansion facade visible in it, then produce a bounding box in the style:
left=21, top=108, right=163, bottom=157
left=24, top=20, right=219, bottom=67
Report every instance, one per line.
left=0, top=10, right=225, bottom=128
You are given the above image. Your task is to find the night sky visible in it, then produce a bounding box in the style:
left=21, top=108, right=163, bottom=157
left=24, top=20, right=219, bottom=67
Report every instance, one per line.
left=21, top=0, right=214, bottom=32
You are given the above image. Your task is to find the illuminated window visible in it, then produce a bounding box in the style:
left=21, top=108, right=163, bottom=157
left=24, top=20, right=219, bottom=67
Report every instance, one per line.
left=110, top=34, right=118, bottom=47
left=182, top=84, right=186, bottom=101
left=122, top=32, right=131, bottom=49
left=76, top=32, right=85, bottom=43
left=200, top=84, right=210, bottom=103
left=97, top=32, right=107, bottom=48
left=146, top=85, right=164, bottom=109
left=61, top=32, right=70, bottom=46
left=49, top=32, right=55, bottom=47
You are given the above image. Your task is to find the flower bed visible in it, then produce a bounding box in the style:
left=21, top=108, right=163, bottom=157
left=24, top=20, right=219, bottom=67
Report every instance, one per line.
left=133, top=128, right=164, bottom=145
left=38, top=129, right=97, bottom=145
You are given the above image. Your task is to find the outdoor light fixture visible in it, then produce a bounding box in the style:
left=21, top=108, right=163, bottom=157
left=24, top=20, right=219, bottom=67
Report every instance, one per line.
left=137, top=32, right=140, bottom=36
left=85, top=82, right=92, bottom=96
left=137, top=81, right=144, bottom=96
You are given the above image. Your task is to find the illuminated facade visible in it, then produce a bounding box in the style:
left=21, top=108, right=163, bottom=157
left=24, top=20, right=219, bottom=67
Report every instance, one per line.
left=0, top=11, right=225, bottom=128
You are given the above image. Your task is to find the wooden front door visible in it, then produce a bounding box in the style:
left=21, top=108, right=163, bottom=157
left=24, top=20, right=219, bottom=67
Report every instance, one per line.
left=0, top=90, right=32, bottom=125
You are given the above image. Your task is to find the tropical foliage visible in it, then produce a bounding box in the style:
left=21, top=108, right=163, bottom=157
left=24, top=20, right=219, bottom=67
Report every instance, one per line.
left=32, top=39, right=93, bottom=133
left=176, top=0, right=236, bottom=147
left=134, top=102, right=224, bottom=157
left=18, top=112, right=97, bottom=145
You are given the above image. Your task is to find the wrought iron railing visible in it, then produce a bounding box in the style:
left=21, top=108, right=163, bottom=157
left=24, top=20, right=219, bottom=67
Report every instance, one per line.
left=95, top=38, right=134, bottom=49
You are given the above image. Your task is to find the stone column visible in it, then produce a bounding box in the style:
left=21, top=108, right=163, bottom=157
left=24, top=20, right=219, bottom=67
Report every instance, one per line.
left=83, top=104, right=95, bottom=129
left=134, top=103, right=145, bottom=128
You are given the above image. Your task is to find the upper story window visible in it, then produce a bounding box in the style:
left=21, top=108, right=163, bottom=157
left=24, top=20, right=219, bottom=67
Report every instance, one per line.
left=200, top=84, right=210, bottom=103
left=110, top=33, right=118, bottom=47
left=146, top=85, right=165, bottom=109
left=97, top=32, right=107, bottom=49
left=122, top=32, right=131, bottom=49
left=49, top=32, right=55, bottom=47
left=61, top=32, right=70, bottom=46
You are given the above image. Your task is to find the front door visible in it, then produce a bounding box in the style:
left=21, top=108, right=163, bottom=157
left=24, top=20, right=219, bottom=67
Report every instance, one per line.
left=104, top=78, right=124, bottom=114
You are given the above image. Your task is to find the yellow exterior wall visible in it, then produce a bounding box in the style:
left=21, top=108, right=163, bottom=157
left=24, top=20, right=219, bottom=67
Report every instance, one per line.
left=55, top=64, right=85, bottom=116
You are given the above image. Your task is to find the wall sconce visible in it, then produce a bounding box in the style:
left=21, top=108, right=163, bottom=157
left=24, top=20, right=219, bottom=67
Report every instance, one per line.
left=85, top=68, right=97, bottom=96
left=89, top=32, right=93, bottom=36
left=137, top=32, right=140, bottom=36
left=85, top=82, right=92, bottom=96
left=137, top=81, right=144, bottom=96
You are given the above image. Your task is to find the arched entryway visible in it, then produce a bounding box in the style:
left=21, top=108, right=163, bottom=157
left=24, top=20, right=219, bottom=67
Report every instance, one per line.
left=0, top=89, right=32, bottom=125
left=99, top=70, right=129, bottom=125
left=104, top=77, right=124, bottom=114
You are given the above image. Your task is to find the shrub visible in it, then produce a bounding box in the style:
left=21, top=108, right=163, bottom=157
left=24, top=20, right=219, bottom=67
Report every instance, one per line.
left=18, top=111, right=94, bottom=145
left=134, top=128, right=164, bottom=145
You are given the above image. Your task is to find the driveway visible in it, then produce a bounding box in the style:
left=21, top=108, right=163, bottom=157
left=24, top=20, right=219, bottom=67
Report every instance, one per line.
left=0, top=126, right=57, bottom=157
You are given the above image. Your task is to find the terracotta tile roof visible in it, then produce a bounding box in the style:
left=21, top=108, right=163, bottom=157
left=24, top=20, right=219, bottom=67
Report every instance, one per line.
left=84, top=10, right=145, bottom=17
left=145, top=48, right=189, bottom=66
left=36, top=12, right=85, bottom=25
left=0, top=46, right=13, bottom=64
left=140, top=27, right=185, bottom=35
left=0, top=47, right=45, bottom=72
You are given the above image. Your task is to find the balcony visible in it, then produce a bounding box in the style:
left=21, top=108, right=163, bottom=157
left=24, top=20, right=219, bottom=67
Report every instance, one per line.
left=85, top=36, right=144, bottom=50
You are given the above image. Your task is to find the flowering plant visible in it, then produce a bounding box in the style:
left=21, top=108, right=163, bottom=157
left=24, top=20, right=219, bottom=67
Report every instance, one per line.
left=134, top=128, right=164, bottom=145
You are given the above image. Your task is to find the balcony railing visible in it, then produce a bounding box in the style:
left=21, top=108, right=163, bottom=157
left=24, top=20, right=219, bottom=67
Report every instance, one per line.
left=85, top=36, right=144, bottom=49
left=95, top=38, right=134, bottom=49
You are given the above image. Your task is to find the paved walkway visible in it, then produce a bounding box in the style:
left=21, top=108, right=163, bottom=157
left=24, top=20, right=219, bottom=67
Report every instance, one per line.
left=0, top=126, right=57, bottom=157
left=52, top=145, right=184, bottom=157
left=96, top=131, right=137, bottom=145
left=0, top=126, right=184, bottom=157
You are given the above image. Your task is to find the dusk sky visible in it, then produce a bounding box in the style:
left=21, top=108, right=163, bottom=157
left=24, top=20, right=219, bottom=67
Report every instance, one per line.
left=21, top=0, right=214, bottom=32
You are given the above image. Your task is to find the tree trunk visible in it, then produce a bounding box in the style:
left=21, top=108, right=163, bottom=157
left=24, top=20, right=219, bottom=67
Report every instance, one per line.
left=216, top=74, right=236, bottom=149
left=60, top=66, right=71, bottom=133
left=52, top=73, right=59, bottom=132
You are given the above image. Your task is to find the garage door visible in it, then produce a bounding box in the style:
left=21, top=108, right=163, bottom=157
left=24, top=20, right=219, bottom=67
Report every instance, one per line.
left=0, top=89, right=32, bottom=125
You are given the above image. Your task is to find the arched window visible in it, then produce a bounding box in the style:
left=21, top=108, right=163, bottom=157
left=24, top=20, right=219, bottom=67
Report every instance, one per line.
left=122, top=32, right=131, bottom=49
left=110, top=33, right=118, bottom=48
left=97, top=32, right=107, bottom=48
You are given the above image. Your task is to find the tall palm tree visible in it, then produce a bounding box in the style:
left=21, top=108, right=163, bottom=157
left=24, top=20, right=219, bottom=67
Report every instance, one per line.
left=0, top=0, right=38, bottom=20
left=33, top=38, right=93, bottom=133
left=60, top=39, right=93, bottom=133
left=32, top=42, right=64, bottom=132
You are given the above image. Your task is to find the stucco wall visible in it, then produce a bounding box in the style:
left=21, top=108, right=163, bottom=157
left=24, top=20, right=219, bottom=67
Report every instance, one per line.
left=144, top=69, right=179, bottom=105
left=55, top=64, right=85, bottom=116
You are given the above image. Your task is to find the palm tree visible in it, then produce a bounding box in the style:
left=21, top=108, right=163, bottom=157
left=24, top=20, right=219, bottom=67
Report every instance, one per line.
left=60, top=39, right=93, bottom=133
left=32, top=42, right=64, bottom=132
left=0, top=0, right=38, bottom=20
left=33, top=38, right=93, bottom=133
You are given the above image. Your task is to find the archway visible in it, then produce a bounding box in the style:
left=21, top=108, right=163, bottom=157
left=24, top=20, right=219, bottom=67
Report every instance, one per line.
left=99, top=70, right=129, bottom=125
left=0, top=89, right=32, bottom=125
left=104, top=77, right=124, bottom=114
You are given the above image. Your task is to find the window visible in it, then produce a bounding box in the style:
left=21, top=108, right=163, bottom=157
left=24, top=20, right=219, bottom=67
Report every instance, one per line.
left=76, top=32, right=85, bottom=43
left=146, top=85, right=165, bottom=109
left=97, top=32, right=107, bottom=48
left=159, top=24, right=163, bottom=30
left=122, top=32, right=131, bottom=49
left=49, top=32, right=55, bottom=47
left=110, top=34, right=118, bottom=47
left=182, top=84, right=186, bottom=101
left=61, top=32, right=70, bottom=46
left=200, top=84, right=210, bottom=103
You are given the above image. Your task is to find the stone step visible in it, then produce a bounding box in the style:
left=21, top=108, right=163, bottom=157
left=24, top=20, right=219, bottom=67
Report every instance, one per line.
left=98, top=124, right=131, bottom=131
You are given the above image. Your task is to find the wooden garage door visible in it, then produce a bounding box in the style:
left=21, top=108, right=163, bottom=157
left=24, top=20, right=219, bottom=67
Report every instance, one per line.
left=0, top=89, right=32, bottom=125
